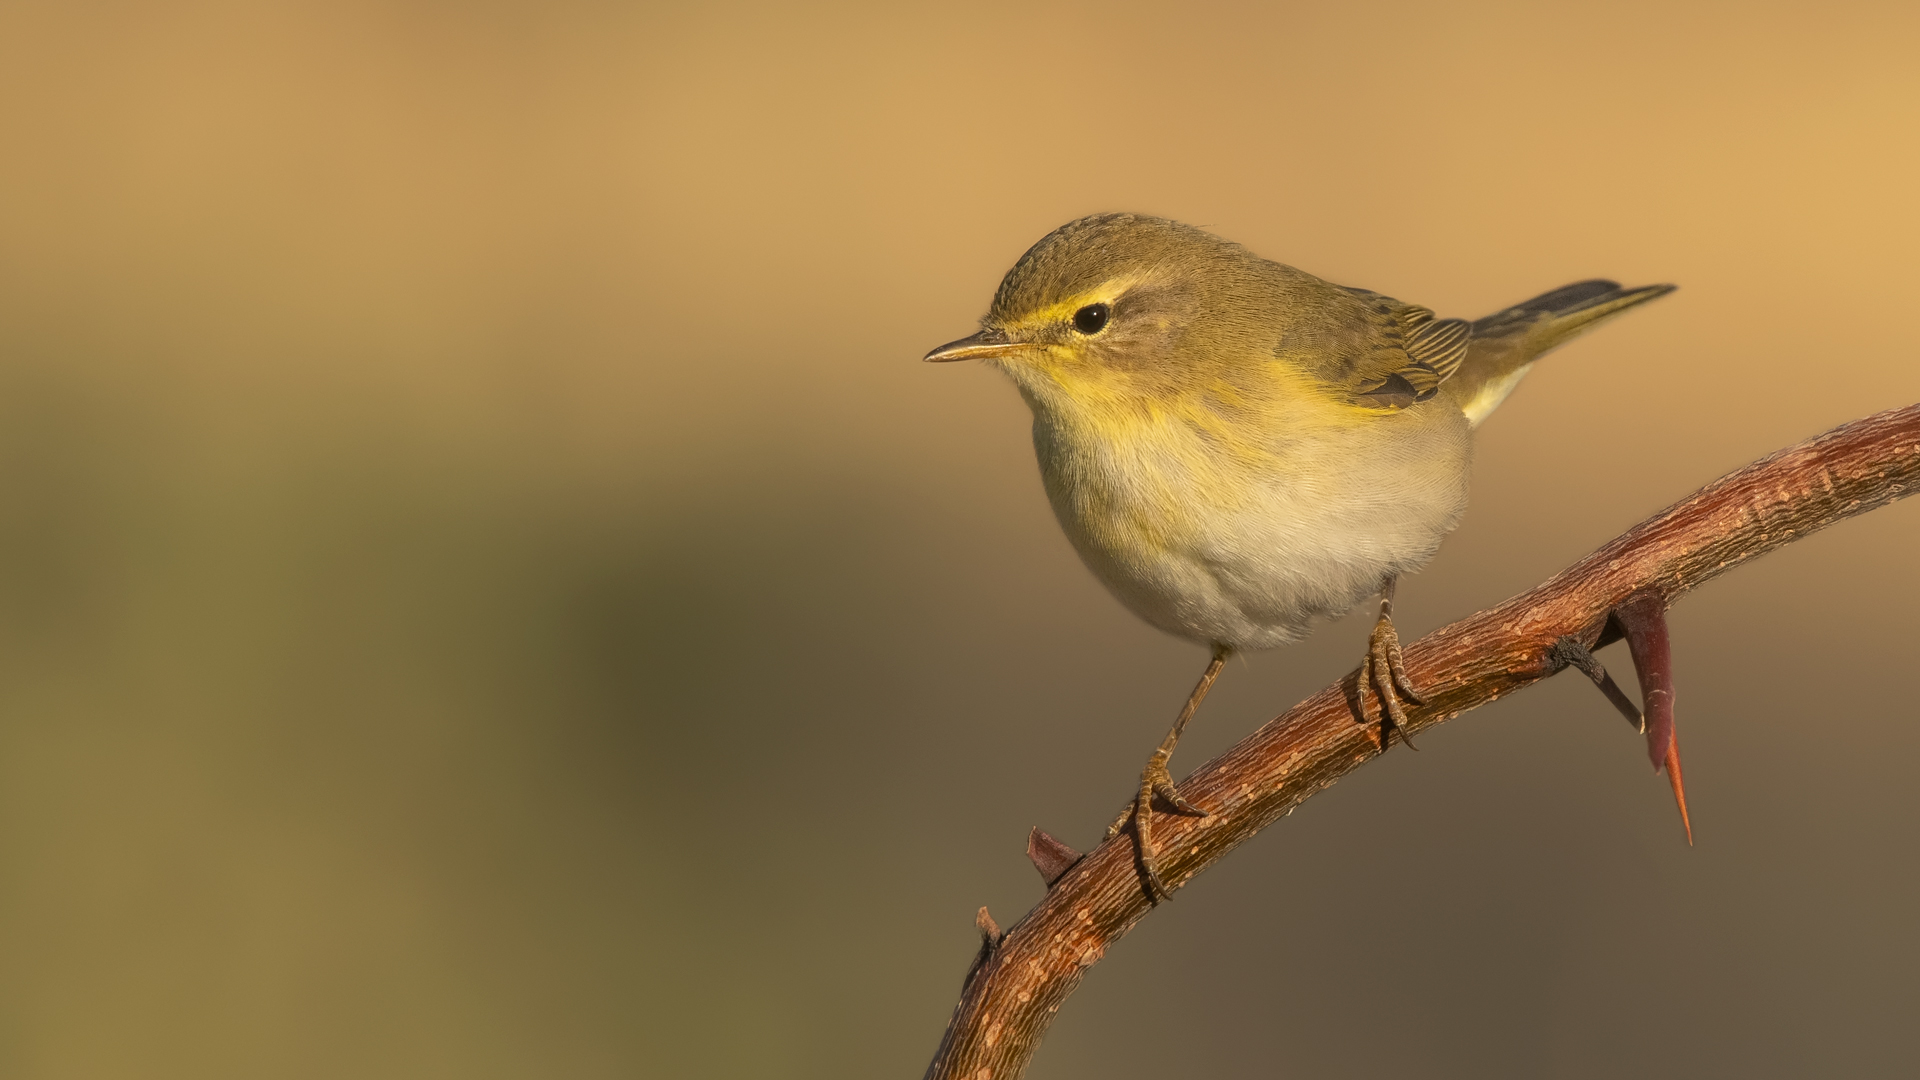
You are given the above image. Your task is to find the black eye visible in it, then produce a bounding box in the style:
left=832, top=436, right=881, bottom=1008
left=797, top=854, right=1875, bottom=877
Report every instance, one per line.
left=1072, top=303, right=1110, bottom=335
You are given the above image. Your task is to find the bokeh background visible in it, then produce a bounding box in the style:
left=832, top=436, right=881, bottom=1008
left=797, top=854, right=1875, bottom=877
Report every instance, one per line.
left=1, top=2, right=1916, bottom=1077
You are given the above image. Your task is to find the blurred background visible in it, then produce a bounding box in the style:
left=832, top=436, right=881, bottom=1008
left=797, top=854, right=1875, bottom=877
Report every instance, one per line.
left=0, top=1, right=1916, bottom=1077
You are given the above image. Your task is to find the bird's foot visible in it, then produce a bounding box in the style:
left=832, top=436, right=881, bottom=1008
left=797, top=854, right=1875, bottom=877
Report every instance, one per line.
left=1360, top=612, right=1426, bottom=749
left=1102, top=649, right=1226, bottom=903
left=1104, top=751, right=1206, bottom=903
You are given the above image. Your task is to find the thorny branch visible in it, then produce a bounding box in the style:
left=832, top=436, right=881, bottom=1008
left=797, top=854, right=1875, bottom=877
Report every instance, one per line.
left=923, top=404, right=1920, bottom=1080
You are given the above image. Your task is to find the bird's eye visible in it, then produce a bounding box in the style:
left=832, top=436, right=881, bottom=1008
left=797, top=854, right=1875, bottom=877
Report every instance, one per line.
left=1072, top=303, right=1110, bottom=335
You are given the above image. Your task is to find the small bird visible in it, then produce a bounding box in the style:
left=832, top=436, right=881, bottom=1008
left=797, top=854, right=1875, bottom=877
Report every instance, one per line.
left=926, top=213, right=1673, bottom=900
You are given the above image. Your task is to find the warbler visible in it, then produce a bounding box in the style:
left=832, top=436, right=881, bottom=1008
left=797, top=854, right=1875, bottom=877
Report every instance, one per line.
left=925, top=213, right=1673, bottom=900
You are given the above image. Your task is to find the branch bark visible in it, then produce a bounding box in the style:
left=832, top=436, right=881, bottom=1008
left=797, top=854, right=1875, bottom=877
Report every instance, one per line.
left=923, top=403, right=1920, bottom=1080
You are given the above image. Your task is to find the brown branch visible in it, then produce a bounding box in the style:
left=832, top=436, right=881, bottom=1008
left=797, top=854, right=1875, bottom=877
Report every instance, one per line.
left=924, top=403, right=1920, bottom=1080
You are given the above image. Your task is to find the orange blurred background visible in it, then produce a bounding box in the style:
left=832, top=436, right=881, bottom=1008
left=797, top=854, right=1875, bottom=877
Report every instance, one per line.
left=0, top=2, right=1916, bottom=1077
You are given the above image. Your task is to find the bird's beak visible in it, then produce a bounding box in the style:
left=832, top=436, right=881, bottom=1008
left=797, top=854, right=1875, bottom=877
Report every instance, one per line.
left=923, top=327, right=1027, bottom=363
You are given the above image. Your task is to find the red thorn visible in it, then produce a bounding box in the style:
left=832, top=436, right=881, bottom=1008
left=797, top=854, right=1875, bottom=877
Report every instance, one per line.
left=1026, top=827, right=1082, bottom=887
left=1617, top=592, right=1691, bottom=844
left=1617, top=593, right=1675, bottom=770
left=1666, top=736, right=1693, bottom=846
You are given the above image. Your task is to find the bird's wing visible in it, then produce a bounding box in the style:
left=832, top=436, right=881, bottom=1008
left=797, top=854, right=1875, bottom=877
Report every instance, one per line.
left=1320, top=288, right=1472, bottom=410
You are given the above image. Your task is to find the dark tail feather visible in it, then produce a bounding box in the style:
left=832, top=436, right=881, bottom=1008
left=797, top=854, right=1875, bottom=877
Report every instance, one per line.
left=1452, top=279, right=1675, bottom=425
left=1473, top=279, right=1677, bottom=348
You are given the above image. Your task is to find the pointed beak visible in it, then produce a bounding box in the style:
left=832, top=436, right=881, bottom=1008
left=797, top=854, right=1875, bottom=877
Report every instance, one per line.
left=923, top=327, right=1028, bottom=363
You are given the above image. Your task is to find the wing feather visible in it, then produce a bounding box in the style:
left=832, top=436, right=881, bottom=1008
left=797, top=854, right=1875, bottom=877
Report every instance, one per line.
left=1329, top=288, right=1473, bottom=410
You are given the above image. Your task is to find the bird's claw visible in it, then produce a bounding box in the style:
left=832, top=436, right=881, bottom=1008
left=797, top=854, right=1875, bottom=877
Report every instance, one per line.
left=1105, top=753, right=1206, bottom=903
left=1145, top=755, right=1204, bottom=816
left=1361, top=613, right=1424, bottom=749
left=1103, top=650, right=1226, bottom=903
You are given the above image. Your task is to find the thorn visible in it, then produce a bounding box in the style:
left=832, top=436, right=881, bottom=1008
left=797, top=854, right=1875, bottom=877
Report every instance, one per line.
left=1615, top=594, right=1676, bottom=770
left=1666, top=738, right=1694, bottom=846
left=1026, top=827, right=1082, bottom=887
left=975, top=905, right=1001, bottom=945
left=1615, top=592, right=1692, bottom=842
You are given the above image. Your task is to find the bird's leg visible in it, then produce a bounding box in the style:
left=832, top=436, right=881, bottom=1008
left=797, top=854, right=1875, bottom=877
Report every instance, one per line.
left=1360, top=576, right=1426, bottom=749
left=1106, top=646, right=1228, bottom=903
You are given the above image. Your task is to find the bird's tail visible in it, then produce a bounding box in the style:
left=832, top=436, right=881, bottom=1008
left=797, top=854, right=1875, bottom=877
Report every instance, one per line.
left=1449, top=280, right=1676, bottom=427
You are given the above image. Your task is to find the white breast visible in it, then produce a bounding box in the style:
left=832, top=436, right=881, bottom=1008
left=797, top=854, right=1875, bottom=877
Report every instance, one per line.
left=1031, top=400, right=1471, bottom=651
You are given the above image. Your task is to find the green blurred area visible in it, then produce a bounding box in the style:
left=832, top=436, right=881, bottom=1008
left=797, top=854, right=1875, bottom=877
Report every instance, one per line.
left=0, top=2, right=1916, bottom=1077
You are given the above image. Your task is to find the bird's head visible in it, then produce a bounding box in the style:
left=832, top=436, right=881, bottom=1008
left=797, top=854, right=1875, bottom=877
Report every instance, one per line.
left=924, top=214, right=1281, bottom=409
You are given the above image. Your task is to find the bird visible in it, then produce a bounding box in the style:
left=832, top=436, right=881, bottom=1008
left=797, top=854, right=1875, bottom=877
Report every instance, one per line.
left=924, top=213, right=1674, bottom=901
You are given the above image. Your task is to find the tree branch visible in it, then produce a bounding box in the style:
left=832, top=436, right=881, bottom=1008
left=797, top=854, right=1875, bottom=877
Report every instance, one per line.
left=923, top=403, right=1920, bottom=1080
